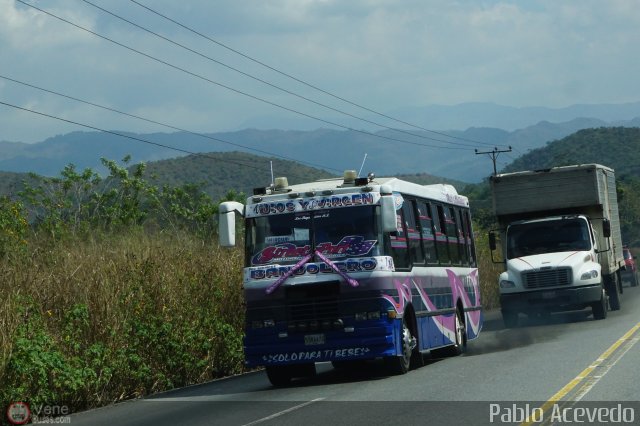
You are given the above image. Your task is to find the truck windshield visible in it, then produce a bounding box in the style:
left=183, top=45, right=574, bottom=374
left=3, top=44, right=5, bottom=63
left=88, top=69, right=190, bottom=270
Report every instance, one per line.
left=246, top=206, right=380, bottom=267
left=507, top=218, right=592, bottom=258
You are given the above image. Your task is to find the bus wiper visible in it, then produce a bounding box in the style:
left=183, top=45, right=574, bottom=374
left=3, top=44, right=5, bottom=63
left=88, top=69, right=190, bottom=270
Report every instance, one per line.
left=264, top=251, right=361, bottom=294
left=315, top=251, right=360, bottom=288
left=265, top=253, right=313, bottom=295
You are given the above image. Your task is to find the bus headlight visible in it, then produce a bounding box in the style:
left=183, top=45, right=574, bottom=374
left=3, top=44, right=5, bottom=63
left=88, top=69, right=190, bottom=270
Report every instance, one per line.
left=252, top=319, right=275, bottom=329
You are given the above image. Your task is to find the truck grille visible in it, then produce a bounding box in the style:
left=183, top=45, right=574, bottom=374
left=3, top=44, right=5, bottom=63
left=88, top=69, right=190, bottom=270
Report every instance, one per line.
left=522, top=268, right=572, bottom=289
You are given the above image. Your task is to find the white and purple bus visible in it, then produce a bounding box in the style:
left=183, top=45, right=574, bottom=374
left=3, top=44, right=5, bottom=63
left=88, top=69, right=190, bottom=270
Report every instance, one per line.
left=219, top=171, right=482, bottom=386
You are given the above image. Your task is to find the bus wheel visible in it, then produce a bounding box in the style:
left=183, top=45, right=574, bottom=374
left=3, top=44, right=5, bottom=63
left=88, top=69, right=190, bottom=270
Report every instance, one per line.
left=432, top=307, right=467, bottom=357
left=385, top=318, right=413, bottom=375
left=266, top=366, right=292, bottom=387
left=592, top=287, right=608, bottom=320
left=266, top=363, right=315, bottom=387
left=450, top=307, right=467, bottom=356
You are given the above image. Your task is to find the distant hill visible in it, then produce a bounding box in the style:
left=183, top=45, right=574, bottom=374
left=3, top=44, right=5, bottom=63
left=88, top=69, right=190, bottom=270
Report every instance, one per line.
left=1, top=117, right=639, bottom=183
left=241, top=101, right=640, bottom=132
left=142, top=151, right=336, bottom=202
left=142, top=152, right=467, bottom=202
left=503, top=127, right=640, bottom=177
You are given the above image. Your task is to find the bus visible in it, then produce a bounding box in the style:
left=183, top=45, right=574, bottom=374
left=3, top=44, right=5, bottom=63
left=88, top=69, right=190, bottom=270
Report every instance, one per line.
left=219, top=171, right=483, bottom=386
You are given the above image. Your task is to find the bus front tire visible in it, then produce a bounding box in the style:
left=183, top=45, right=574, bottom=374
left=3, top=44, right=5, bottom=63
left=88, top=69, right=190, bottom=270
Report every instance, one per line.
left=265, top=363, right=315, bottom=387
left=385, top=318, right=413, bottom=375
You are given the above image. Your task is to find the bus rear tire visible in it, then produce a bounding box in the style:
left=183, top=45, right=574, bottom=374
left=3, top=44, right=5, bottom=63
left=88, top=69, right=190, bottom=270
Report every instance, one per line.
left=450, top=307, right=467, bottom=356
left=432, top=307, right=467, bottom=357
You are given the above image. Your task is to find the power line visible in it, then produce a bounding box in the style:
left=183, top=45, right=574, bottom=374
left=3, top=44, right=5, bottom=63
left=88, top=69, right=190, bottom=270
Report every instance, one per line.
left=16, top=0, right=470, bottom=152
left=0, top=74, right=343, bottom=174
left=0, top=99, right=326, bottom=183
left=129, top=0, right=503, bottom=149
left=80, top=0, right=483, bottom=150
left=474, top=146, right=512, bottom=176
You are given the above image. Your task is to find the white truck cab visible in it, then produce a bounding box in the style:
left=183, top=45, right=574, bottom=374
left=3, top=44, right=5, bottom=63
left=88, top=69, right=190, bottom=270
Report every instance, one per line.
left=489, top=165, right=623, bottom=327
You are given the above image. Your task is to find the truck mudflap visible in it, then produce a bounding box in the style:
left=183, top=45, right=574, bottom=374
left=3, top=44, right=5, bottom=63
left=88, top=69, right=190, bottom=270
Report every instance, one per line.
left=500, top=284, right=603, bottom=313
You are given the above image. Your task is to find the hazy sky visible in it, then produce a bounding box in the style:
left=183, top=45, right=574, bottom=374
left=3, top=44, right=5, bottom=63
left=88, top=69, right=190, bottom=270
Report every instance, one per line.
left=1, top=0, right=639, bottom=143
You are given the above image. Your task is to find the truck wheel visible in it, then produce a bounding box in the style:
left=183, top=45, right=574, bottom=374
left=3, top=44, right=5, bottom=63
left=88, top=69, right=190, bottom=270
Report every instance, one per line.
left=592, top=288, right=608, bottom=320
left=605, top=274, right=621, bottom=311
left=502, top=310, right=518, bottom=328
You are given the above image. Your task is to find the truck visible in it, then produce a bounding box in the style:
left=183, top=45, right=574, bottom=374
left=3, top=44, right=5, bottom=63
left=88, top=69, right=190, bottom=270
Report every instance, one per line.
left=219, top=171, right=483, bottom=385
left=489, top=164, right=624, bottom=327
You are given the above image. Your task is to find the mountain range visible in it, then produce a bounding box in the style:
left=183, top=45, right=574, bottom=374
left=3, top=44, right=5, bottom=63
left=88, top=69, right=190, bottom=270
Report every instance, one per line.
left=2, top=118, right=639, bottom=184
left=240, top=101, right=640, bottom=132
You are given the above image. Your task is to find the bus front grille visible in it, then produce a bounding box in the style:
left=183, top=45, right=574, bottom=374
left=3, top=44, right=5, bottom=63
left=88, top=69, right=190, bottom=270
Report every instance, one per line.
left=285, top=281, right=340, bottom=331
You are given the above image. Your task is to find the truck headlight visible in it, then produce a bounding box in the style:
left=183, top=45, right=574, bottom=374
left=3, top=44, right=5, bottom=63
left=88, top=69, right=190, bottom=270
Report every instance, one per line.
left=580, top=270, right=599, bottom=280
left=500, top=280, right=515, bottom=289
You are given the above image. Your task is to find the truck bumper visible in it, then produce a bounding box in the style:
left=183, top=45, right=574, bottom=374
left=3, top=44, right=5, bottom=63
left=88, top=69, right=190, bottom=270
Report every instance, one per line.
left=500, top=284, right=602, bottom=313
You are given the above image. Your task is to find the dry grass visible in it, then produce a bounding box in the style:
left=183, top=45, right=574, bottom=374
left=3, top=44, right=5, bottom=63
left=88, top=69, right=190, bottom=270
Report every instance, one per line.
left=0, top=231, right=245, bottom=408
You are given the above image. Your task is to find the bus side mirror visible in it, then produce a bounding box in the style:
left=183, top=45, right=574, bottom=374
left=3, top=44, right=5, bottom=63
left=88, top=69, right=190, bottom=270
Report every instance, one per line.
left=219, top=202, right=245, bottom=247
left=380, top=195, right=398, bottom=233
left=489, top=231, right=497, bottom=251
left=602, top=219, right=611, bottom=238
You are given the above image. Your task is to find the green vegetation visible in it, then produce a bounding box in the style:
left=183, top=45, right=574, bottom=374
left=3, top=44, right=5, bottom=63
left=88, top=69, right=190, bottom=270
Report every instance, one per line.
left=142, top=151, right=335, bottom=202
left=0, top=157, right=245, bottom=412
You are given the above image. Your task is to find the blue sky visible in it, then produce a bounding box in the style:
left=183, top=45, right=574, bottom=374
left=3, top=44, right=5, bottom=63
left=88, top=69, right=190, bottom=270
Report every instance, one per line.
left=1, top=0, right=639, bottom=142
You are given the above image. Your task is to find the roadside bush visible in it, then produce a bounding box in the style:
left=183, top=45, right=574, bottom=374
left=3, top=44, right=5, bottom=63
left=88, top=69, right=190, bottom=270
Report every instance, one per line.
left=0, top=196, right=28, bottom=258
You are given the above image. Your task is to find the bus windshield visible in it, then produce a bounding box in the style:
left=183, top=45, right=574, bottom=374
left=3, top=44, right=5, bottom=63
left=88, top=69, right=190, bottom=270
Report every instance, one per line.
left=507, top=218, right=592, bottom=258
left=246, top=206, right=380, bottom=266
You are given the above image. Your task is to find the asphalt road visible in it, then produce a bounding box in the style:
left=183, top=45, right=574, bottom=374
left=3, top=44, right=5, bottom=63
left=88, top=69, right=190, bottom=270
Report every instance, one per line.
left=70, top=284, right=640, bottom=426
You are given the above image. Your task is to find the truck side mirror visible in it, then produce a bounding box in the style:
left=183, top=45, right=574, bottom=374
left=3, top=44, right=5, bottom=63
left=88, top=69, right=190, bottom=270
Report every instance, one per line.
left=489, top=231, right=497, bottom=251
left=380, top=195, right=398, bottom=233
left=602, top=219, right=611, bottom=238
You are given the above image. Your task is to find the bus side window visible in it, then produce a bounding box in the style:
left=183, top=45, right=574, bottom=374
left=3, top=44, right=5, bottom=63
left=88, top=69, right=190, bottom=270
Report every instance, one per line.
left=434, top=204, right=450, bottom=265
left=389, top=203, right=410, bottom=269
left=465, top=210, right=477, bottom=267
left=404, top=199, right=423, bottom=265
left=447, top=207, right=461, bottom=265
left=417, top=201, right=438, bottom=265
left=457, top=208, right=469, bottom=266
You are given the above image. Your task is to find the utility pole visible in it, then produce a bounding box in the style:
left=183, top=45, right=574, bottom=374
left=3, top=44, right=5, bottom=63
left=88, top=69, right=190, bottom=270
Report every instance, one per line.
left=475, top=146, right=512, bottom=176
